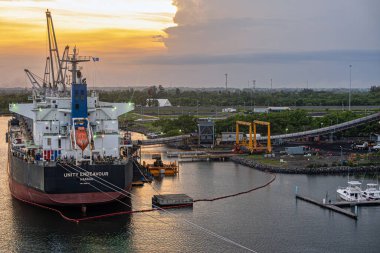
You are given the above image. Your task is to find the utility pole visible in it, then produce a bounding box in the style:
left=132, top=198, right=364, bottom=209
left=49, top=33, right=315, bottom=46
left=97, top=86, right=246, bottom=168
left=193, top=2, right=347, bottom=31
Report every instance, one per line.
left=270, top=78, right=273, bottom=91
left=252, top=80, right=256, bottom=111
left=225, top=73, right=228, bottom=91
left=196, top=99, right=199, bottom=117
left=349, top=65, right=352, bottom=111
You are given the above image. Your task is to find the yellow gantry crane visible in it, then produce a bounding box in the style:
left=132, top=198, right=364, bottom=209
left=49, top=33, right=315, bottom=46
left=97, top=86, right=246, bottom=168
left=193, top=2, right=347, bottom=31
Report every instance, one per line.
left=235, top=120, right=272, bottom=153
left=236, top=121, right=253, bottom=150
left=253, top=120, right=272, bottom=153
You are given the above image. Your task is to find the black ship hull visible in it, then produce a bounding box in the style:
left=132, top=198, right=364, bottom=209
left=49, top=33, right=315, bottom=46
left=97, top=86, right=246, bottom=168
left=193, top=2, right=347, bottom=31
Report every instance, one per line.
left=8, top=155, right=133, bottom=206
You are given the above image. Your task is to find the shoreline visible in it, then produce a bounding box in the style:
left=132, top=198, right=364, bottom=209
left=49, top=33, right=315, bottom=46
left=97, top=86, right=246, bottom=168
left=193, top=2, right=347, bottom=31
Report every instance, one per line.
left=230, top=156, right=380, bottom=174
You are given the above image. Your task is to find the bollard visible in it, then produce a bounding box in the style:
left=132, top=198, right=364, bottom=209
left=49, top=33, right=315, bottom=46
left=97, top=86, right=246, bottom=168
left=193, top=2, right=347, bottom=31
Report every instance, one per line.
left=355, top=205, right=358, bottom=215
left=323, top=198, right=326, bottom=204
left=295, top=186, right=298, bottom=195
left=81, top=204, right=87, bottom=216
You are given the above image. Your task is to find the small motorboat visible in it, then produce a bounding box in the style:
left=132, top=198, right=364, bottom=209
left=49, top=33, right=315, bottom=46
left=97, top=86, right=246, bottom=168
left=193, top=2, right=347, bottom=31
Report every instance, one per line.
left=361, top=183, right=380, bottom=200
left=337, top=181, right=366, bottom=202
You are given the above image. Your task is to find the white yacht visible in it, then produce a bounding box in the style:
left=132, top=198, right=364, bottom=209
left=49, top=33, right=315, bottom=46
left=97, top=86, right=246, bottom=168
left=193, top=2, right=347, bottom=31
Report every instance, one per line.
left=337, top=181, right=366, bottom=202
left=361, top=183, right=380, bottom=200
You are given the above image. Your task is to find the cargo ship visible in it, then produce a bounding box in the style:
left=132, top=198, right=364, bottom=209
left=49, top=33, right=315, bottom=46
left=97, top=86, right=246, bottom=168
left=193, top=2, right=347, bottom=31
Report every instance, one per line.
left=6, top=10, right=134, bottom=206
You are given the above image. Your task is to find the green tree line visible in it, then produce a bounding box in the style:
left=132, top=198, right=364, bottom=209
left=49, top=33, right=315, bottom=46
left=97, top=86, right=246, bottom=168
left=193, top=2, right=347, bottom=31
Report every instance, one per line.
left=2, top=86, right=380, bottom=113
left=98, top=86, right=380, bottom=107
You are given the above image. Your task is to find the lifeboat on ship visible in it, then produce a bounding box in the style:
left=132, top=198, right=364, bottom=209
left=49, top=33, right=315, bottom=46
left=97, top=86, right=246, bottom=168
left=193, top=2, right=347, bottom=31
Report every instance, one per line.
left=75, top=126, right=89, bottom=150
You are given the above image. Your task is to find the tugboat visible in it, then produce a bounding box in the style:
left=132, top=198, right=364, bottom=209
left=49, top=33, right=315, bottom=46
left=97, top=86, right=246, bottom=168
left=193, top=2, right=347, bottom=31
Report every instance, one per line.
left=337, top=181, right=366, bottom=202
left=143, top=154, right=179, bottom=176
left=7, top=10, right=134, bottom=207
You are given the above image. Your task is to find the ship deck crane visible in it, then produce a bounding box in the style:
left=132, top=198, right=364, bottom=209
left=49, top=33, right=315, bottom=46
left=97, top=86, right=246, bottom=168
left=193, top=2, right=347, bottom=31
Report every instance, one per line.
left=25, top=10, right=70, bottom=96
left=24, top=69, right=43, bottom=89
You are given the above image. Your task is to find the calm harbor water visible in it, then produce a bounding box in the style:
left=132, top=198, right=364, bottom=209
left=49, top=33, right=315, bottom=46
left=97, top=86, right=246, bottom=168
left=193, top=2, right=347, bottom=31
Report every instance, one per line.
left=0, top=117, right=379, bottom=253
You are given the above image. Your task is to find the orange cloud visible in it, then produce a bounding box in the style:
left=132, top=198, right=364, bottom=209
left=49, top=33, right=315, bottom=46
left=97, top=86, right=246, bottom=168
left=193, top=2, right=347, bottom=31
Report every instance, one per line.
left=0, top=18, right=167, bottom=62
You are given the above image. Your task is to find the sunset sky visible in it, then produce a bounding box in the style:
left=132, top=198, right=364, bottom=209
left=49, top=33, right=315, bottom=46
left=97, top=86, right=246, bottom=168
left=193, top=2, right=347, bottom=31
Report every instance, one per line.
left=0, top=0, right=379, bottom=89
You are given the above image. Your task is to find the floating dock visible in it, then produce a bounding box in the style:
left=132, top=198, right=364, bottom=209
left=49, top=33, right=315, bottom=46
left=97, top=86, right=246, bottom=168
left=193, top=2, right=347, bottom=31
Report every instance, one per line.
left=296, top=194, right=358, bottom=219
left=152, top=194, right=193, bottom=207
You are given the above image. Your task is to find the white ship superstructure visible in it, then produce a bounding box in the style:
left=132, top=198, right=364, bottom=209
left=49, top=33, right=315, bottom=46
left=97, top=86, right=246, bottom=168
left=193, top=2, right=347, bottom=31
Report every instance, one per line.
left=9, top=85, right=133, bottom=163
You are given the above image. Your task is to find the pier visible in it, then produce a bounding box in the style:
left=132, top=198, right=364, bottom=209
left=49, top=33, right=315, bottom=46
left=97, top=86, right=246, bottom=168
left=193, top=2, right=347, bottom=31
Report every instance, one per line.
left=296, top=194, right=358, bottom=219
left=168, top=151, right=235, bottom=162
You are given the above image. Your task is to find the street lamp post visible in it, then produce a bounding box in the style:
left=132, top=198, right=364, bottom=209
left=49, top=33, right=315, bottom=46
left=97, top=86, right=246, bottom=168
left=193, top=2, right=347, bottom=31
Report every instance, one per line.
left=349, top=64, right=352, bottom=111
left=196, top=100, right=199, bottom=117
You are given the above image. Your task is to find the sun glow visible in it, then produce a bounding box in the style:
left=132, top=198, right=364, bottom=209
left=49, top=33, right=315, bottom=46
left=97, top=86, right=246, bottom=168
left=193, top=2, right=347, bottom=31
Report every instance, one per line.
left=0, top=0, right=176, bottom=55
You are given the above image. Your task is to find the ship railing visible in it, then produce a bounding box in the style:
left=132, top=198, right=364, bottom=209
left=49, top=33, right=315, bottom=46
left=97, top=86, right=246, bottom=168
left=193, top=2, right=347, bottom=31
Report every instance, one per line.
left=11, top=148, right=27, bottom=157
left=43, top=132, right=60, bottom=136
left=34, top=160, right=56, bottom=167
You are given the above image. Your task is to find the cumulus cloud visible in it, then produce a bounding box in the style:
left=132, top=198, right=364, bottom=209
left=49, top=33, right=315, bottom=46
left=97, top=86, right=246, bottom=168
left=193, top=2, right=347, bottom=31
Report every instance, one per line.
left=164, top=0, right=380, bottom=55
left=137, top=0, right=380, bottom=88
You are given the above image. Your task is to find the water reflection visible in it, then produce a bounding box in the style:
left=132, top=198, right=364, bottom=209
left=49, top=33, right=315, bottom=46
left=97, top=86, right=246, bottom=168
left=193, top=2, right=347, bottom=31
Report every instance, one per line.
left=1, top=117, right=380, bottom=252
left=10, top=197, right=133, bottom=252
